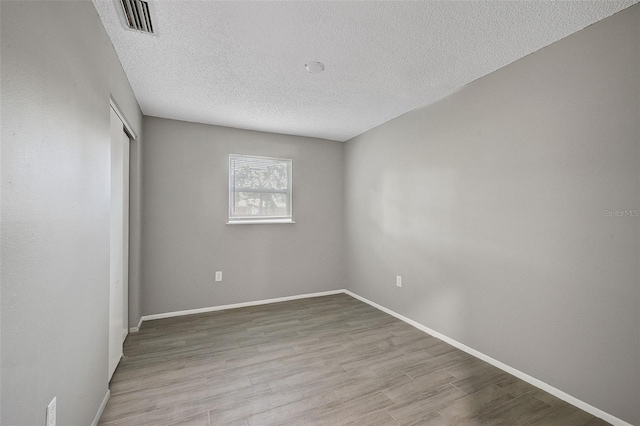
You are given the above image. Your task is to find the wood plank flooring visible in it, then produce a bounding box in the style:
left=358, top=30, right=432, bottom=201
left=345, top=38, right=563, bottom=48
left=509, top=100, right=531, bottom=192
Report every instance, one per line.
left=99, top=294, right=609, bottom=426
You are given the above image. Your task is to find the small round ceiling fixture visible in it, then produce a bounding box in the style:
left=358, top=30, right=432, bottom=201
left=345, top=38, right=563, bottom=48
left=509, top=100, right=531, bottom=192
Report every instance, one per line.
left=305, top=61, right=325, bottom=74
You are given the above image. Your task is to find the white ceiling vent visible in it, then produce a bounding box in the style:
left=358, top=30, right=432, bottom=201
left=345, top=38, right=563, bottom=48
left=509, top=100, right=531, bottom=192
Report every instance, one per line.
left=117, top=0, right=157, bottom=35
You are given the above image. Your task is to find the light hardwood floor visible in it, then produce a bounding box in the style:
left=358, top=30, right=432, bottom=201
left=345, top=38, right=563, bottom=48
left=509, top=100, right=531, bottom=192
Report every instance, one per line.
left=99, top=294, right=609, bottom=426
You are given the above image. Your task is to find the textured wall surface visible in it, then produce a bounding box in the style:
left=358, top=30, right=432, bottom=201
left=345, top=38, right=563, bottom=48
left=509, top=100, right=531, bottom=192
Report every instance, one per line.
left=141, top=117, right=344, bottom=316
left=0, top=1, right=142, bottom=424
left=344, top=5, right=639, bottom=425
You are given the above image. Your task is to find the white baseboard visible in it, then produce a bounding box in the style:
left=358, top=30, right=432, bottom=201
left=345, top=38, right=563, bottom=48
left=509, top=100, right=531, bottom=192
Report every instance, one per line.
left=129, top=316, right=143, bottom=333
left=343, top=290, right=632, bottom=426
left=91, top=389, right=110, bottom=426
left=139, top=290, right=344, bottom=323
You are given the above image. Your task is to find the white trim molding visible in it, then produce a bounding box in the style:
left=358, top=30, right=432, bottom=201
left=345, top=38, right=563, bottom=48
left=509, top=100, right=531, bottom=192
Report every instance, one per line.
left=91, top=389, right=110, bottom=426
left=129, top=316, right=144, bottom=333
left=226, top=219, right=295, bottom=225
left=109, top=97, right=137, bottom=140
left=342, top=290, right=632, bottom=426
left=138, top=290, right=343, bottom=323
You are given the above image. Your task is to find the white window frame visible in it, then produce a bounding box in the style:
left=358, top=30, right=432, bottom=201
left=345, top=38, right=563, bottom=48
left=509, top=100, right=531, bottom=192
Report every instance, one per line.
left=228, top=154, right=294, bottom=224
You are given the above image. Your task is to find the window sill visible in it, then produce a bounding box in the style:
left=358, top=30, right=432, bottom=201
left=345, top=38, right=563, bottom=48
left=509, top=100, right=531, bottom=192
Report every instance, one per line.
left=226, top=219, right=295, bottom=225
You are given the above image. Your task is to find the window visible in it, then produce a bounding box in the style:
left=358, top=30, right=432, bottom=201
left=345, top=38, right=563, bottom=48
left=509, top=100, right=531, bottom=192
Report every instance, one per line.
left=228, top=154, right=293, bottom=224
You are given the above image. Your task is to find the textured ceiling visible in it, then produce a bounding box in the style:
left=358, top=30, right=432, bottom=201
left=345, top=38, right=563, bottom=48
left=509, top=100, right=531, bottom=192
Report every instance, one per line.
left=93, top=0, right=637, bottom=142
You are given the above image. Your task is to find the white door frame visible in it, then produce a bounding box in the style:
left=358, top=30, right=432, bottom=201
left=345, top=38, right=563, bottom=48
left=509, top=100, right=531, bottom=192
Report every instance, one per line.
left=108, top=98, right=136, bottom=381
left=110, top=98, right=138, bottom=140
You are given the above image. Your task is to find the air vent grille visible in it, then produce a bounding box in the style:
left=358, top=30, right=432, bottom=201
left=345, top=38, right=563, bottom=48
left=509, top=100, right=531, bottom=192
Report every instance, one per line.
left=120, top=0, right=154, bottom=34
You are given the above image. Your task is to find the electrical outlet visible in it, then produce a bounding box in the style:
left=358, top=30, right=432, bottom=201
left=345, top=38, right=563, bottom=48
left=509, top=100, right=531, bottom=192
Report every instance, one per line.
left=396, top=275, right=402, bottom=287
left=215, top=271, right=222, bottom=282
left=46, top=397, right=56, bottom=426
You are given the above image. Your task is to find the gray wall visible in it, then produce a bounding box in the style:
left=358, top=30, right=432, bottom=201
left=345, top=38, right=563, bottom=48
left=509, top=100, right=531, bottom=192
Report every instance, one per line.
left=141, top=117, right=344, bottom=315
left=344, top=5, right=639, bottom=425
left=0, top=1, right=143, bottom=424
